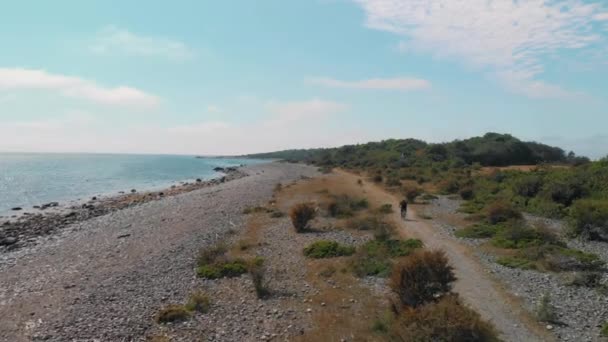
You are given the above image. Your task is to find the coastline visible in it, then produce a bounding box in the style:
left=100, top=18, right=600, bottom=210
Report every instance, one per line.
left=0, top=166, right=250, bottom=253
left=0, top=161, right=319, bottom=342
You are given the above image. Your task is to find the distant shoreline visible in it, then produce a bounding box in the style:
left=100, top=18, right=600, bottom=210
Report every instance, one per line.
left=0, top=166, right=250, bottom=251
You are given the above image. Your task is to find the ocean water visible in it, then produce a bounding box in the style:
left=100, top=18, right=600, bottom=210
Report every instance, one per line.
left=0, top=153, right=266, bottom=215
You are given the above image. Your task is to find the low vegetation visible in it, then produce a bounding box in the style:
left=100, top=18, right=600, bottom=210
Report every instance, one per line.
left=290, top=203, right=316, bottom=232
left=156, top=305, right=191, bottom=324
left=535, top=293, right=557, bottom=323
left=326, top=194, right=369, bottom=218
left=391, top=295, right=499, bottom=342
left=351, top=238, right=423, bottom=277
left=196, top=245, right=264, bottom=279
left=249, top=263, right=270, bottom=298
left=303, top=240, right=355, bottom=259
left=185, top=291, right=211, bottom=313
left=377, top=203, right=393, bottom=214
left=390, top=250, right=456, bottom=309
left=601, top=322, right=608, bottom=337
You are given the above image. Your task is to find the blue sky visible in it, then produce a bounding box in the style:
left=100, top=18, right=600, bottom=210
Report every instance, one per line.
left=0, top=0, right=607, bottom=158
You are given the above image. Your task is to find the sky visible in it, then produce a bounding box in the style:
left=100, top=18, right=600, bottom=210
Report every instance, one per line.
left=0, top=0, right=607, bottom=158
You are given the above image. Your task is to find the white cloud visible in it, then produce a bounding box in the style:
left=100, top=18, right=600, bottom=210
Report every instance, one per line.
left=308, top=77, right=430, bottom=91
left=265, top=99, right=347, bottom=123
left=0, top=99, right=357, bottom=155
left=594, top=12, right=608, bottom=21
left=353, top=0, right=607, bottom=98
left=90, top=26, right=195, bottom=61
left=0, top=68, right=159, bottom=107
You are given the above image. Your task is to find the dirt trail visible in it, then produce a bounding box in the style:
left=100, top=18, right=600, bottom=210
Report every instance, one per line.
left=336, top=170, right=551, bottom=342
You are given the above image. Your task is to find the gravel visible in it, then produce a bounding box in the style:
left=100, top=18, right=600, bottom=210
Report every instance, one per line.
left=422, top=196, right=608, bottom=342
left=0, top=162, right=319, bottom=342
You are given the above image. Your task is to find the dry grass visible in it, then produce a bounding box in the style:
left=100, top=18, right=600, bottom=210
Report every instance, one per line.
left=289, top=203, right=317, bottom=232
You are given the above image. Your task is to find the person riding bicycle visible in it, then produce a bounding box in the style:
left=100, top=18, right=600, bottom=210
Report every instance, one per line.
left=399, top=199, right=408, bottom=220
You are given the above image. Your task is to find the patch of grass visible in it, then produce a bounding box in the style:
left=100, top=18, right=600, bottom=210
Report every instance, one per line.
left=238, top=239, right=252, bottom=251
left=184, top=291, right=211, bottom=313
left=455, top=223, right=500, bottom=238
left=491, top=224, right=560, bottom=249
left=196, top=259, right=249, bottom=279
left=497, top=245, right=602, bottom=272
left=319, top=265, right=337, bottom=278
left=496, top=256, right=537, bottom=270
left=564, top=272, right=602, bottom=288
left=346, top=216, right=387, bottom=231
left=601, top=322, right=608, bottom=337
left=377, top=203, right=393, bottom=214
left=420, top=193, right=439, bottom=201
left=327, top=195, right=369, bottom=218
left=536, top=293, right=557, bottom=323
left=303, top=240, right=355, bottom=259
left=197, top=244, right=228, bottom=266
left=243, top=206, right=272, bottom=214
left=156, top=305, right=190, bottom=324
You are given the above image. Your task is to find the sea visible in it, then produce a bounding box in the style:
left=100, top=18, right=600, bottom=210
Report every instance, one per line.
left=0, top=153, right=267, bottom=215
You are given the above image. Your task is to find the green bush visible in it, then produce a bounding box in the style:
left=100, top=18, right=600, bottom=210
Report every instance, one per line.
left=569, top=199, right=608, bottom=240
left=303, top=240, right=356, bottom=258
left=565, top=272, right=602, bottom=288
left=196, top=259, right=249, bottom=279
left=459, top=186, right=474, bottom=200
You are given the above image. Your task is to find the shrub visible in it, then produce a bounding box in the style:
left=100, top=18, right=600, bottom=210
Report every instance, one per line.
left=535, top=293, right=557, bottom=323
left=156, top=305, right=190, bottom=324
left=459, top=186, right=474, bottom=200
left=196, top=259, right=249, bottom=279
left=303, top=240, right=356, bottom=258
left=378, top=204, right=393, bottom=214
left=386, top=176, right=402, bottom=187
left=327, top=195, right=369, bottom=218
left=290, top=203, right=316, bottom=232
left=565, top=272, right=602, bottom=288
left=390, top=250, right=456, bottom=309
left=391, top=295, right=499, bottom=342
left=514, top=175, right=542, bottom=198
left=491, top=224, right=561, bottom=249
left=185, top=291, right=211, bottom=313
left=485, top=201, right=522, bottom=225
left=569, top=199, right=608, bottom=240
left=372, top=174, right=383, bottom=183
left=249, top=263, right=270, bottom=298
left=403, top=186, right=422, bottom=203
left=197, top=244, right=227, bottom=266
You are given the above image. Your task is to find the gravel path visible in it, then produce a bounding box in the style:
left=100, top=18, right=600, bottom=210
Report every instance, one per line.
left=338, top=172, right=548, bottom=342
left=0, top=162, right=318, bottom=342
left=422, top=197, right=608, bottom=342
